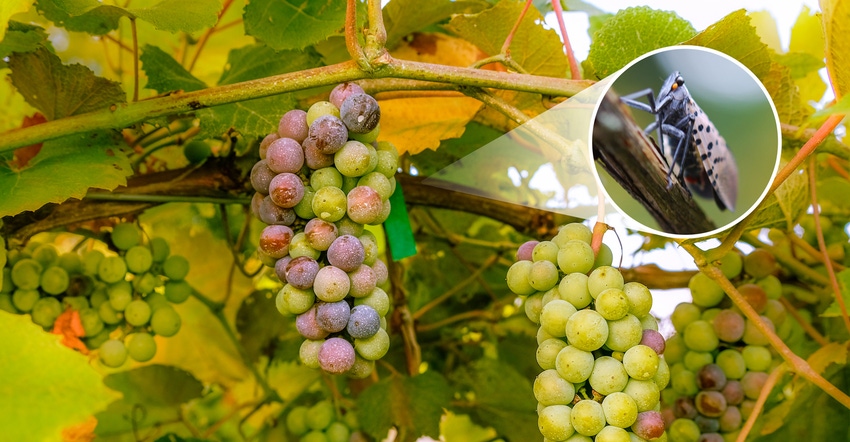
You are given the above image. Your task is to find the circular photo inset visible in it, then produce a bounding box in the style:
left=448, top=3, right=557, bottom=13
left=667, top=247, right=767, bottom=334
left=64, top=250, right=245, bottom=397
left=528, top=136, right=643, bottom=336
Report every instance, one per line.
left=590, top=46, right=780, bottom=237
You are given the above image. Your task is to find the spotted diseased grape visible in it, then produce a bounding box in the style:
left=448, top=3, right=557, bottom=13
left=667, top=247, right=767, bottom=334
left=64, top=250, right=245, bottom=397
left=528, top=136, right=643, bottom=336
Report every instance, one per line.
left=266, top=137, right=304, bottom=173
left=631, top=411, right=665, bottom=440
left=316, top=300, right=351, bottom=333
left=258, top=225, right=294, bottom=259
left=269, top=173, right=305, bottom=209
left=318, top=337, right=356, bottom=374
left=278, top=109, right=309, bottom=142
left=340, top=93, right=380, bottom=134
left=257, top=195, right=296, bottom=226
left=347, top=304, right=380, bottom=339
left=285, top=256, right=320, bottom=290
left=304, top=218, right=338, bottom=251
left=296, top=306, right=330, bottom=340
left=327, top=235, right=365, bottom=272
left=329, top=82, right=365, bottom=109
left=346, top=186, right=383, bottom=225
left=250, top=160, right=276, bottom=195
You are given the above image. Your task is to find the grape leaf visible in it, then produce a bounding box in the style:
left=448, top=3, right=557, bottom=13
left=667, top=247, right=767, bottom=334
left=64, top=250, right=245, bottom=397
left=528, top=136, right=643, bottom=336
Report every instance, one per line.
left=140, top=44, right=207, bottom=93
left=0, top=21, right=49, bottom=64
left=749, top=10, right=782, bottom=52
left=8, top=47, right=126, bottom=120
left=236, top=290, right=287, bottom=362
left=585, top=6, right=696, bottom=79
left=440, top=411, right=498, bottom=442
left=449, top=358, right=538, bottom=441
left=774, top=52, right=825, bottom=80
left=821, top=269, right=850, bottom=318
left=196, top=44, right=321, bottom=138
left=0, top=130, right=132, bottom=218
left=791, top=6, right=824, bottom=58
left=0, top=0, right=32, bottom=42
left=683, top=10, right=771, bottom=80
left=0, top=311, right=118, bottom=441
left=243, top=0, right=346, bottom=51
left=446, top=0, right=568, bottom=78
left=822, top=0, right=850, bottom=98
left=411, top=122, right=502, bottom=176
left=357, top=371, right=452, bottom=442
left=763, top=60, right=810, bottom=126
left=35, top=0, right=125, bottom=35
left=746, top=160, right=809, bottom=231
left=812, top=94, right=850, bottom=120
left=266, top=360, right=322, bottom=402
left=383, top=0, right=485, bottom=49
left=127, top=0, right=221, bottom=33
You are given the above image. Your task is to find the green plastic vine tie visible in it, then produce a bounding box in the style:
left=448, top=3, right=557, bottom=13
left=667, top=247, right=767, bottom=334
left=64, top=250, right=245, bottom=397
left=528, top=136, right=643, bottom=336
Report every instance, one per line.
left=385, top=183, right=417, bottom=261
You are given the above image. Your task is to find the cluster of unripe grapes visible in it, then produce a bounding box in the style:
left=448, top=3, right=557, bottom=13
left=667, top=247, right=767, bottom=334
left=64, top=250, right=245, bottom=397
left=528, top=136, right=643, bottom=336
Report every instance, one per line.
left=507, top=223, right=669, bottom=442
left=285, top=399, right=367, bottom=442
left=0, top=223, right=185, bottom=367
left=661, top=249, right=790, bottom=442
left=250, top=83, right=398, bottom=377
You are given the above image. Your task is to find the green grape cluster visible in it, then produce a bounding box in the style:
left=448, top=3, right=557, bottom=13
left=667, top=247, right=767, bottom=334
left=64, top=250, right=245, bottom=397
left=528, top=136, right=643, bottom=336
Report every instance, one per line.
left=507, top=223, right=669, bottom=442
left=660, top=250, right=793, bottom=442
left=250, top=83, right=398, bottom=377
left=0, top=223, right=185, bottom=368
left=284, top=399, right=367, bottom=442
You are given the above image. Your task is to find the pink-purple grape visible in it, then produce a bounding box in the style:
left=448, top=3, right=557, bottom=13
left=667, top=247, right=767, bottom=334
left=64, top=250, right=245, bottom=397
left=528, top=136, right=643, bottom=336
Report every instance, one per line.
left=259, top=133, right=278, bottom=159
left=274, top=256, right=292, bottom=283
left=316, top=300, right=351, bottom=333
left=340, top=93, right=380, bottom=133
left=266, top=137, right=305, bottom=174
left=718, top=405, right=742, bottom=432
left=296, top=306, right=330, bottom=340
left=741, top=371, right=769, bottom=399
left=304, top=218, right=338, bottom=251
left=347, top=305, right=380, bottom=339
left=721, top=380, right=744, bottom=405
left=516, top=241, right=538, bottom=261
left=631, top=411, right=665, bottom=440
left=318, top=337, right=356, bottom=374
left=304, top=141, right=335, bottom=169
left=674, top=397, right=698, bottom=419
left=712, top=309, right=745, bottom=343
left=250, top=160, right=276, bottom=194
left=278, top=109, right=309, bottom=143
left=268, top=173, right=304, bottom=208
left=640, top=329, right=666, bottom=355
left=258, top=196, right=296, bottom=225
left=285, top=256, right=320, bottom=289
left=305, top=115, right=348, bottom=154
left=372, top=259, right=388, bottom=286
left=327, top=235, right=365, bottom=272
left=697, top=363, right=728, bottom=391
left=259, top=225, right=294, bottom=259
left=330, top=82, right=365, bottom=109
left=348, top=264, right=377, bottom=298
left=347, top=186, right=383, bottom=225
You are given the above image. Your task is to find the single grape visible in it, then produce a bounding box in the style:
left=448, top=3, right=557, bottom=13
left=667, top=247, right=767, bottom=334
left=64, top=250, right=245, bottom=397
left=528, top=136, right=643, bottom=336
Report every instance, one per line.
left=111, top=223, right=141, bottom=250
left=107, top=281, right=133, bottom=311
left=257, top=195, right=296, bottom=225
left=347, top=304, right=381, bottom=339
left=78, top=308, right=104, bottom=336
left=304, top=141, right=335, bottom=169
left=683, top=320, right=719, bottom=352
left=340, top=93, right=380, bottom=133
left=743, top=249, right=776, bottom=279
left=695, top=391, right=727, bottom=417
left=688, top=272, right=725, bottom=308
left=741, top=315, right=774, bottom=346
left=684, top=351, right=714, bottom=372
left=327, top=235, right=365, bottom=272
left=631, top=411, right=665, bottom=440
left=31, top=244, right=59, bottom=267
left=741, top=345, right=772, bottom=372
left=259, top=133, right=278, bottom=159
left=357, top=172, right=392, bottom=201
left=623, top=282, right=653, bottom=318
left=694, top=415, right=720, bottom=433
left=763, top=298, right=786, bottom=326
left=296, top=306, right=331, bottom=340
left=554, top=223, right=593, bottom=247
left=281, top=284, right=316, bottom=315
left=312, top=186, right=347, bottom=222
left=715, top=349, right=747, bottom=380
left=11, top=258, right=42, bottom=290
left=100, top=339, right=128, bottom=367
left=671, top=302, right=701, bottom=333
left=712, top=309, right=745, bottom=343
left=721, top=380, right=745, bottom=405
left=358, top=231, right=379, bottom=266
left=602, top=392, right=638, bottom=428
left=589, top=356, right=629, bottom=395
left=588, top=266, right=625, bottom=298
left=347, top=354, right=375, bottom=379
left=537, top=338, right=567, bottom=370
left=538, top=405, right=574, bottom=441
left=149, top=237, right=170, bottom=263
left=305, top=115, right=348, bottom=154
left=98, top=256, right=127, bottom=284
left=318, top=337, right=356, bottom=374
left=266, top=137, right=305, bottom=173
left=31, top=297, right=62, bottom=327
left=127, top=332, right=157, bottom=362
left=372, top=259, right=388, bottom=286
left=622, top=378, right=660, bottom=412
left=560, top=272, right=592, bottom=309
left=718, top=405, right=742, bottom=432
left=348, top=264, right=377, bottom=298
left=594, top=425, right=629, bottom=442
left=595, top=288, right=630, bottom=320
left=316, top=300, right=351, bottom=333
left=557, top=241, right=595, bottom=274
left=294, top=185, right=317, bottom=219
left=279, top=109, right=309, bottom=142
left=669, top=418, right=700, bottom=442
left=269, top=172, right=305, bottom=208
left=534, top=369, right=576, bottom=406
left=306, top=400, right=336, bottom=431
left=673, top=396, right=698, bottom=419
left=671, top=368, right=699, bottom=396
left=183, top=140, right=211, bottom=163
left=299, top=339, right=323, bottom=368
left=41, top=266, right=70, bottom=295
left=640, top=329, right=665, bottom=355
left=604, top=314, right=643, bottom=352
left=163, top=255, right=190, bottom=280
left=144, top=292, right=170, bottom=312
left=594, top=243, right=614, bottom=268
left=623, top=345, right=660, bottom=380
left=250, top=160, right=276, bottom=195
left=314, top=265, right=350, bottom=302
left=756, top=275, right=782, bottom=300
left=529, top=260, right=559, bottom=292
left=740, top=371, right=768, bottom=400
left=125, top=246, right=153, bottom=274
left=306, top=101, right=340, bottom=126
left=354, top=327, right=390, bottom=360
left=566, top=309, right=609, bottom=351
left=335, top=141, right=377, bottom=177
left=354, top=287, right=390, bottom=316
left=305, top=218, right=339, bottom=251
left=285, top=256, right=320, bottom=290
left=98, top=302, right=122, bottom=325
left=150, top=306, right=182, bottom=337
left=540, top=299, right=577, bottom=338
left=737, top=284, right=768, bottom=314
left=531, top=241, right=559, bottom=264
left=289, top=232, right=321, bottom=260
left=345, top=186, right=382, bottom=225
left=258, top=225, right=294, bottom=260
left=125, top=299, right=152, bottom=326
left=571, top=400, right=606, bottom=436
left=286, top=405, right=310, bottom=436
left=330, top=82, right=366, bottom=108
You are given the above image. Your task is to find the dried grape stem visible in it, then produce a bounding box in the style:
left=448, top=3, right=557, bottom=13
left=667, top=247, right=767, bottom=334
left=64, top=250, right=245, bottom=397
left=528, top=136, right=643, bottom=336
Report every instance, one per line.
left=736, top=364, right=787, bottom=442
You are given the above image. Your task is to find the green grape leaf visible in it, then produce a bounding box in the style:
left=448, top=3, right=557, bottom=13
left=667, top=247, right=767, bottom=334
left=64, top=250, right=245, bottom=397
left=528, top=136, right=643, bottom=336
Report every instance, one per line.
left=35, top=0, right=125, bottom=35
left=791, top=6, right=824, bottom=58
left=0, top=311, right=118, bottom=441
left=748, top=10, right=782, bottom=52
left=236, top=290, right=287, bottom=362
left=197, top=45, right=321, bottom=138
left=96, top=365, right=204, bottom=436
left=746, top=161, right=809, bottom=231
left=683, top=10, right=771, bottom=80
left=446, top=0, right=568, bottom=78
left=822, top=0, right=850, bottom=98
left=357, top=371, right=452, bottom=442
left=0, top=0, right=32, bottom=42
left=812, top=93, right=850, bottom=120
left=140, top=44, right=207, bottom=93
left=243, top=0, right=347, bottom=51
left=449, top=358, right=538, bottom=442
left=266, top=360, right=322, bottom=402
left=0, top=131, right=132, bottom=218
left=383, top=0, right=485, bottom=49
left=440, top=411, right=498, bottom=442
left=127, top=0, right=221, bottom=33
left=821, top=269, right=850, bottom=318
left=773, top=52, right=825, bottom=80
left=585, top=6, right=696, bottom=79
left=0, top=22, right=48, bottom=61
left=763, top=60, right=810, bottom=126
left=8, top=47, right=126, bottom=120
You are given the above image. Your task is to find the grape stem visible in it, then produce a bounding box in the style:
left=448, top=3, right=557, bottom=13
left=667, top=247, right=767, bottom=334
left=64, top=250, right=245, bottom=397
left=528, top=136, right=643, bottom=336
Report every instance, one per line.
left=188, top=0, right=236, bottom=72
left=681, top=245, right=850, bottom=410
left=412, top=253, right=501, bottom=321
left=550, top=0, right=582, bottom=80
left=742, top=233, right=830, bottom=287
left=130, top=18, right=139, bottom=102
left=808, top=157, right=850, bottom=333
left=778, top=297, right=829, bottom=346
left=736, top=363, right=788, bottom=442
left=786, top=230, right=846, bottom=271
left=385, top=237, right=422, bottom=377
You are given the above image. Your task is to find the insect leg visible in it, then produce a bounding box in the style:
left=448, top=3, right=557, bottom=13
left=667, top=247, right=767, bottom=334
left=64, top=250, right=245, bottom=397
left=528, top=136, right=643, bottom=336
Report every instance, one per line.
left=620, top=89, right=667, bottom=160
left=659, top=122, right=689, bottom=190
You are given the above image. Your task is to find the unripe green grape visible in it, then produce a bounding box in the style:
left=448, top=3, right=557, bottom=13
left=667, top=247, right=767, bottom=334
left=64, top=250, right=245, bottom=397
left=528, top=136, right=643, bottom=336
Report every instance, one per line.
left=57, top=253, right=83, bottom=274
left=85, top=328, right=111, bottom=350
left=347, top=354, right=375, bottom=379
left=556, top=345, right=595, bottom=383
left=664, top=334, right=686, bottom=365
left=756, top=275, right=782, bottom=300
left=31, top=244, right=58, bottom=267
left=560, top=273, right=592, bottom=309
left=299, top=339, right=323, bottom=368
left=588, top=266, right=625, bottom=298
left=354, top=287, right=389, bottom=316
left=311, top=167, right=344, bottom=190
left=639, top=314, right=658, bottom=332
left=537, top=338, right=567, bottom=370
left=668, top=418, right=700, bottom=442
left=623, top=345, right=659, bottom=380
left=701, top=308, right=721, bottom=322
left=623, top=282, right=653, bottom=318
left=82, top=250, right=104, bottom=275
left=286, top=405, right=310, bottom=436
left=335, top=141, right=377, bottom=177
left=670, top=303, right=701, bottom=333
left=538, top=405, right=574, bottom=441
left=540, top=299, right=577, bottom=337
left=302, top=431, right=329, bottom=442
left=294, top=185, right=317, bottom=219
left=595, top=288, right=630, bottom=320
left=357, top=172, right=392, bottom=201
left=554, top=223, right=592, bottom=247
left=507, top=261, right=535, bottom=296
left=595, top=425, right=630, bottom=442
left=306, top=101, right=340, bottom=126
left=100, top=339, right=128, bottom=367
left=717, top=251, right=743, bottom=279
left=164, top=280, right=192, bottom=303
left=716, top=349, right=747, bottom=380
left=355, top=327, right=390, bottom=360
left=671, top=368, right=698, bottom=396
left=602, top=392, right=638, bottom=428
left=571, top=400, right=606, bottom=436
left=79, top=307, right=104, bottom=336
left=124, top=299, right=152, bottom=326
left=604, top=314, right=642, bottom=352
left=107, top=281, right=133, bottom=311
left=150, top=306, right=182, bottom=337
left=132, top=272, right=158, bottom=294
left=682, top=320, right=718, bottom=352
left=0, top=293, right=18, bottom=313
left=566, top=309, right=608, bottom=351
left=525, top=293, right=544, bottom=324
left=375, top=150, right=399, bottom=179
left=163, top=255, right=189, bottom=280
left=742, top=316, right=774, bottom=346
left=557, top=241, right=595, bottom=274
left=11, top=258, right=42, bottom=290
left=326, top=422, right=351, bottom=442
left=532, top=241, right=559, bottom=264
left=683, top=351, right=713, bottom=372
left=763, top=299, right=786, bottom=327
left=622, top=378, right=661, bottom=412
left=741, top=345, right=772, bottom=371
left=98, top=302, right=122, bottom=325
left=593, top=243, right=614, bottom=268
left=359, top=232, right=379, bottom=266
left=306, top=400, right=335, bottom=431
left=589, top=357, right=629, bottom=397
left=1, top=268, right=13, bottom=293
left=98, top=256, right=127, bottom=284
left=149, top=237, right=170, bottom=263
left=144, top=292, right=170, bottom=312
left=312, top=186, right=347, bottom=222
left=688, top=272, right=725, bottom=308
left=534, top=369, right=576, bottom=406
left=541, top=287, right=562, bottom=307
left=41, top=266, right=69, bottom=295
left=111, top=223, right=142, bottom=251
left=125, top=246, right=153, bottom=274
left=31, top=297, right=62, bottom=328
left=281, top=284, right=316, bottom=314
left=183, top=140, right=211, bottom=163
left=127, top=332, right=157, bottom=362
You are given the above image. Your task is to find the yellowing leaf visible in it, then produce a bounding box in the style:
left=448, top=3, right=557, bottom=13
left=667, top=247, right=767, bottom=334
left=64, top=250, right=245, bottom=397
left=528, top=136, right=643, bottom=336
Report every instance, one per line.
left=391, top=32, right=485, bottom=69
left=749, top=10, right=782, bottom=52
left=0, top=0, right=33, bottom=41
left=379, top=97, right=482, bottom=155
left=821, top=0, right=850, bottom=98
left=791, top=6, right=824, bottom=58
left=806, top=341, right=848, bottom=373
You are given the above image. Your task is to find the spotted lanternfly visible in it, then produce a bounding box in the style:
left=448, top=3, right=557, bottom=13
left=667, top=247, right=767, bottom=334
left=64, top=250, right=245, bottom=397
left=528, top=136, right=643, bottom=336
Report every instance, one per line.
left=620, top=71, right=739, bottom=212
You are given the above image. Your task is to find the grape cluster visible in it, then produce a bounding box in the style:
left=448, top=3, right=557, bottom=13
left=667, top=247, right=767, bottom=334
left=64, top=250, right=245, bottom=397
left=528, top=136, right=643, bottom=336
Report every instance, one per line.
left=507, top=223, right=669, bottom=441
left=661, top=250, right=790, bottom=442
left=250, top=83, right=398, bottom=377
left=0, top=223, right=185, bottom=367
left=285, top=399, right=367, bottom=442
